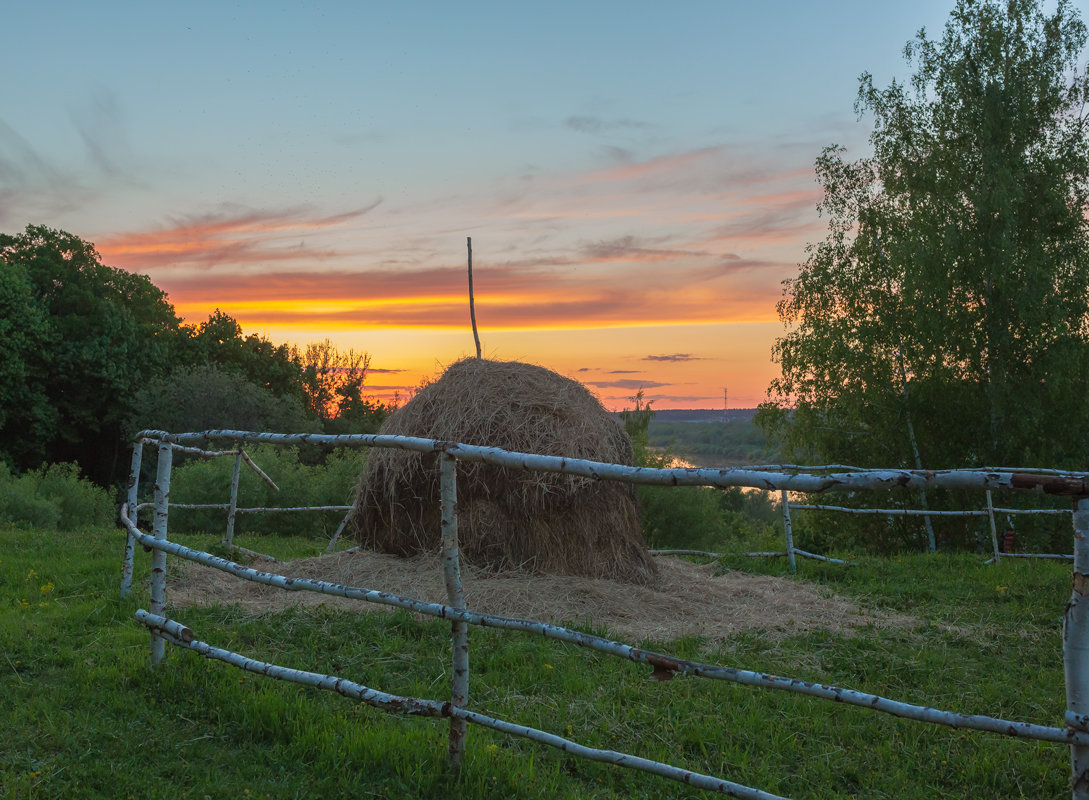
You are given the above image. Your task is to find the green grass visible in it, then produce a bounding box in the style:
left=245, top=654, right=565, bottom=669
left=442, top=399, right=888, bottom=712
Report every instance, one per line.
left=0, top=528, right=1076, bottom=799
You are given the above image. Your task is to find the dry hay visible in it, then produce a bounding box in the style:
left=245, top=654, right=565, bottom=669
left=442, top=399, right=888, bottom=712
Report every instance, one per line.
left=169, top=550, right=910, bottom=643
left=352, top=358, right=657, bottom=585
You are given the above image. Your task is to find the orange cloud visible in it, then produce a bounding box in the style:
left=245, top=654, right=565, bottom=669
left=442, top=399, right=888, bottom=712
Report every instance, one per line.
left=576, top=147, right=721, bottom=185
left=96, top=202, right=380, bottom=270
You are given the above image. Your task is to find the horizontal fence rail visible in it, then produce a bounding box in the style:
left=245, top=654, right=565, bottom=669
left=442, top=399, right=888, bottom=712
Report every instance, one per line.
left=133, top=429, right=1089, bottom=495
left=119, top=505, right=1089, bottom=747
left=120, top=429, right=1089, bottom=798
left=135, top=610, right=789, bottom=800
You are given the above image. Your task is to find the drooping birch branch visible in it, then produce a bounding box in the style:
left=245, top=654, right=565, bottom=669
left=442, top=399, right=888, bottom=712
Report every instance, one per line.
left=239, top=449, right=279, bottom=491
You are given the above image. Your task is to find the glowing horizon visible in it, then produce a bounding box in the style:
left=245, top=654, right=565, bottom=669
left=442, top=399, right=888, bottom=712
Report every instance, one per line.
left=2, top=2, right=958, bottom=411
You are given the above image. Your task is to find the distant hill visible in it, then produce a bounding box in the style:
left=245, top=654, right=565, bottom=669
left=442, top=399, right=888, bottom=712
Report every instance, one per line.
left=640, top=408, right=759, bottom=423
left=612, top=409, right=775, bottom=467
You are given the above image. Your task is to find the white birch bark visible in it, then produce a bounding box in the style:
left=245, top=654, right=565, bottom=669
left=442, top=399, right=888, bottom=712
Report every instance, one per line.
left=1067, top=498, right=1089, bottom=799
left=325, top=509, right=354, bottom=551
left=149, top=440, right=173, bottom=666
left=789, top=503, right=986, bottom=517
left=132, top=428, right=1089, bottom=496
left=239, top=449, right=279, bottom=490
left=780, top=491, right=796, bottom=573
left=440, top=453, right=469, bottom=767
left=224, top=450, right=243, bottom=546
left=134, top=609, right=788, bottom=800
left=120, top=442, right=142, bottom=598
left=986, top=491, right=1001, bottom=564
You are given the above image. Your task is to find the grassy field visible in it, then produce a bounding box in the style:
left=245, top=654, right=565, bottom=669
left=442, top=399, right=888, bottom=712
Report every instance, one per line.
left=0, top=527, right=1077, bottom=799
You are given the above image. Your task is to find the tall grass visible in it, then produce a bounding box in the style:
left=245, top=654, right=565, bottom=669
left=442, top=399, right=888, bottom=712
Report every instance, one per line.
left=0, top=526, right=1075, bottom=798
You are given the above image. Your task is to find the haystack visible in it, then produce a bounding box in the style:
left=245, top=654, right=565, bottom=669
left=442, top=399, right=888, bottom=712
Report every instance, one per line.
left=352, top=358, right=657, bottom=585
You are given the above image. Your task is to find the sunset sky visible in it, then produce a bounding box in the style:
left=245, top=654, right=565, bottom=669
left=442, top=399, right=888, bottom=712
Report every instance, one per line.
left=2, top=1, right=963, bottom=409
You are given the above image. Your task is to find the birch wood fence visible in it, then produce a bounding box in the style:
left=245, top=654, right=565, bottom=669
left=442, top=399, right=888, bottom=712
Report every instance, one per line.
left=120, top=429, right=1089, bottom=799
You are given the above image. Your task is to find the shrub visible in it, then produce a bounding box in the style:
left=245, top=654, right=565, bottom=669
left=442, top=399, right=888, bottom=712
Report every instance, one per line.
left=166, top=445, right=368, bottom=538
left=0, top=462, right=113, bottom=529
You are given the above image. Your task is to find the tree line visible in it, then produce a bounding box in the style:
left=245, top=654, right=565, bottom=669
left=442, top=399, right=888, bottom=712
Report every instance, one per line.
left=0, top=225, right=389, bottom=488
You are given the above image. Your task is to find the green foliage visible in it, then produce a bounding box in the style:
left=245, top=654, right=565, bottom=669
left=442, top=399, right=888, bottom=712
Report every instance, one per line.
left=0, top=225, right=184, bottom=484
left=297, top=338, right=389, bottom=435
left=180, top=309, right=307, bottom=400
left=0, top=225, right=389, bottom=486
left=129, top=365, right=320, bottom=436
left=0, top=462, right=114, bottom=530
left=166, top=445, right=367, bottom=538
left=0, top=261, right=55, bottom=471
left=760, top=0, right=1089, bottom=550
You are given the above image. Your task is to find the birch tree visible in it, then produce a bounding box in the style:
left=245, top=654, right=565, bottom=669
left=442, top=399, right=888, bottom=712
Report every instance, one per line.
left=761, top=0, right=1089, bottom=478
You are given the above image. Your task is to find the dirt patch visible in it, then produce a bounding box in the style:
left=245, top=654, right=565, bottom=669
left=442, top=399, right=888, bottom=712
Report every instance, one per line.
left=168, top=550, right=912, bottom=643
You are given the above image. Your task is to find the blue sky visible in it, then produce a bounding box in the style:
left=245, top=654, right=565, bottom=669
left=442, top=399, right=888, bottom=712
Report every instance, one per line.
left=0, top=1, right=1037, bottom=407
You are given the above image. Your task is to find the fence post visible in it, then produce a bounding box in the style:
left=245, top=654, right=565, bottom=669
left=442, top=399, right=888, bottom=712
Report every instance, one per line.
left=440, top=452, right=469, bottom=768
left=224, top=449, right=244, bottom=547
left=120, top=440, right=143, bottom=598
left=150, top=440, right=173, bottom=667
left=986, top=490, right=1001, bottom=564
left=1067, top=497, right=1089, bottom=799
left=326, top=508, right=354, bottom=552
left=780, top=490, right=797, bottom=573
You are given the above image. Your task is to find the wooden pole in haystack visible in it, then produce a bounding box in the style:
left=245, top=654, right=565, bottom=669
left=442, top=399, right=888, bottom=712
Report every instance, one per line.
left=440, top=452, right=469, bottom=767
left=467, top=237, right=481, bottom=358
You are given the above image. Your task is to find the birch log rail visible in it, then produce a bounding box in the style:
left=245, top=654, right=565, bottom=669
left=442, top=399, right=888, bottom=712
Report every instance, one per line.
left=120, top=429, right=1089, bottom=799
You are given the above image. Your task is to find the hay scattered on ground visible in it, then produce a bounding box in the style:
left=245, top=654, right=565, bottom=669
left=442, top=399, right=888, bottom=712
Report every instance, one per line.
left=352, top=358, right=656, bottom=585
left=169, top=550, right=910, bottom=643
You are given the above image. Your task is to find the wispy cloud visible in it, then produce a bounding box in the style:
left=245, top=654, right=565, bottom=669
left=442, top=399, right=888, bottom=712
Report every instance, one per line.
left=577, top=147, right=721, bottom=187
left=97, top=202, right=382, bottom=270
left=643, top=353, right=703, bottom=362
left=585, top=379, right=668, bottom=390
left=564, top=115, right=652, bottom=135
left=160, top=260, right=782, bottom=329
left=0, top=120, right=95, bottom=225
left=69, top=88, right=134, bottom=181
